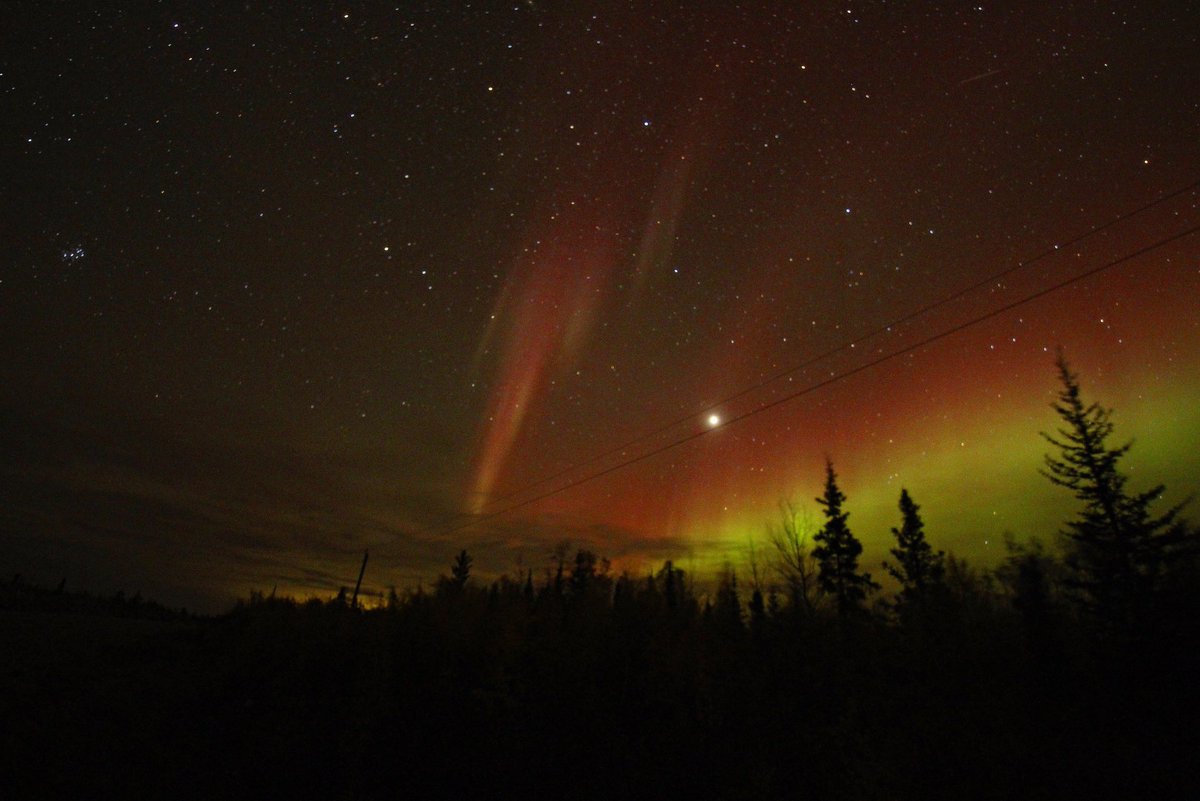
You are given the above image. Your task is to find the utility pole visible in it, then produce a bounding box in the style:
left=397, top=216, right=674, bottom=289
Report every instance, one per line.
left=351, top=549, right=369, bottom=608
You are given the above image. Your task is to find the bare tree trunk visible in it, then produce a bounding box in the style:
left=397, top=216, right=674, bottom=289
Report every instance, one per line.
left=351, top=549, right=369, bottom=608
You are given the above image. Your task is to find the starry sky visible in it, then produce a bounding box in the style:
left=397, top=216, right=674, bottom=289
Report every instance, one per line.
left=2, top=2, right=1198, bottom=611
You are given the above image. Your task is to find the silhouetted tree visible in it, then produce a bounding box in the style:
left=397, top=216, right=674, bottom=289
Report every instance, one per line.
left=1041, top=353, right=1188, bottom=633
left=942, top=553, right=993, bottom=619
left=570, top=549, right=597, bottom=595
left=550, top=541, right=570, bottom=597
left=747, top=586, right=766, bottom=631
left=883, top=489, right=945, bottom=614
left=450, top=549, right=472, bottom=589
left=660, top=560, right=681, bottom=611
left=769, top=500, right=823, bottom=616
left=812, top=459, right=878, bottom=616
left=766, top=586, right=781, bottom=618
left=612, top=572, right=636, bottom=612
left=996, top=534, right=1063, bottom=657
left=743, top=537, right=769, bottom=631
left=712, top=565, right=743, bottom=635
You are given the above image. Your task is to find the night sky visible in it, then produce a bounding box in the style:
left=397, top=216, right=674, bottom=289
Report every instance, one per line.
left=3, top=2, right=1198, bottom=611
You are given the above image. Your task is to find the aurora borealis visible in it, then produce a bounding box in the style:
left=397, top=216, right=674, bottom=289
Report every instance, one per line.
left=2, top=3, right=1197, bottom=610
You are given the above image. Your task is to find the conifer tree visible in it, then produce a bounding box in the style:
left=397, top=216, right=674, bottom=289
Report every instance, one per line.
left=450, top=549, right=472, bottom=588
left=713, top=565, right=743, bottom=634
left=659, top=560, right=680, bottom=611
left=812, top=459, right=878, bottom=616
left=748, top=587, right=766, bottom=631
left=883, top=489, right=945, bottom=612
left=570, top=549, right=597, bottom=595
left=1041, top=352, right=1187, bottom=632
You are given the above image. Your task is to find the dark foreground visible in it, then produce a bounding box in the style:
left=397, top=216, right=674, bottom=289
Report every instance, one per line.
left=2, top=572, right=1197, bottom=801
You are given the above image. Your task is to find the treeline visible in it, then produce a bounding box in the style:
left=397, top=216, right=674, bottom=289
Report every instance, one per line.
left=194, top=513, right=1198, bottom=800
left=0, top=573, right=193, bottom=620
left=4, top=356, right=1199, bottom=799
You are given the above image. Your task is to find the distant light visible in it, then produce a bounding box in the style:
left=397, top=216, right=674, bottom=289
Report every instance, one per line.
left=707, top=414, right=721, bottom=428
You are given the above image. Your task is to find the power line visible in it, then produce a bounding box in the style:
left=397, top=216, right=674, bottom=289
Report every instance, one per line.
left=429, top=222, right=1200, bottom=539
left=423, top=178, right=1200, bottom=532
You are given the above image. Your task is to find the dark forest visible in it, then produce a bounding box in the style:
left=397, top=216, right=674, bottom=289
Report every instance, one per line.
left=3, top=358, right=1197, bottom=800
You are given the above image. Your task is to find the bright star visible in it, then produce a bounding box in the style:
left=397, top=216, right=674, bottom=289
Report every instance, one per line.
left=707, top=413, right=721, bottom=428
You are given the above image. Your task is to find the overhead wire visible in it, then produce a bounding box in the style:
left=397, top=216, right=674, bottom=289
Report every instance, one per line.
left=415, top=178, right=1200, bottom=534
left=427, top=221, right=1200, bottom=539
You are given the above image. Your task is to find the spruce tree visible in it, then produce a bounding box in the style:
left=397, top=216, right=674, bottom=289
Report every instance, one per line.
left=883, top=489, right=945, bottom=613
left=450, top=549, right=472, bottom=588
left=812, top=459, right=878, bottom=616
left=1041, top=353, right=1187, bottom=633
